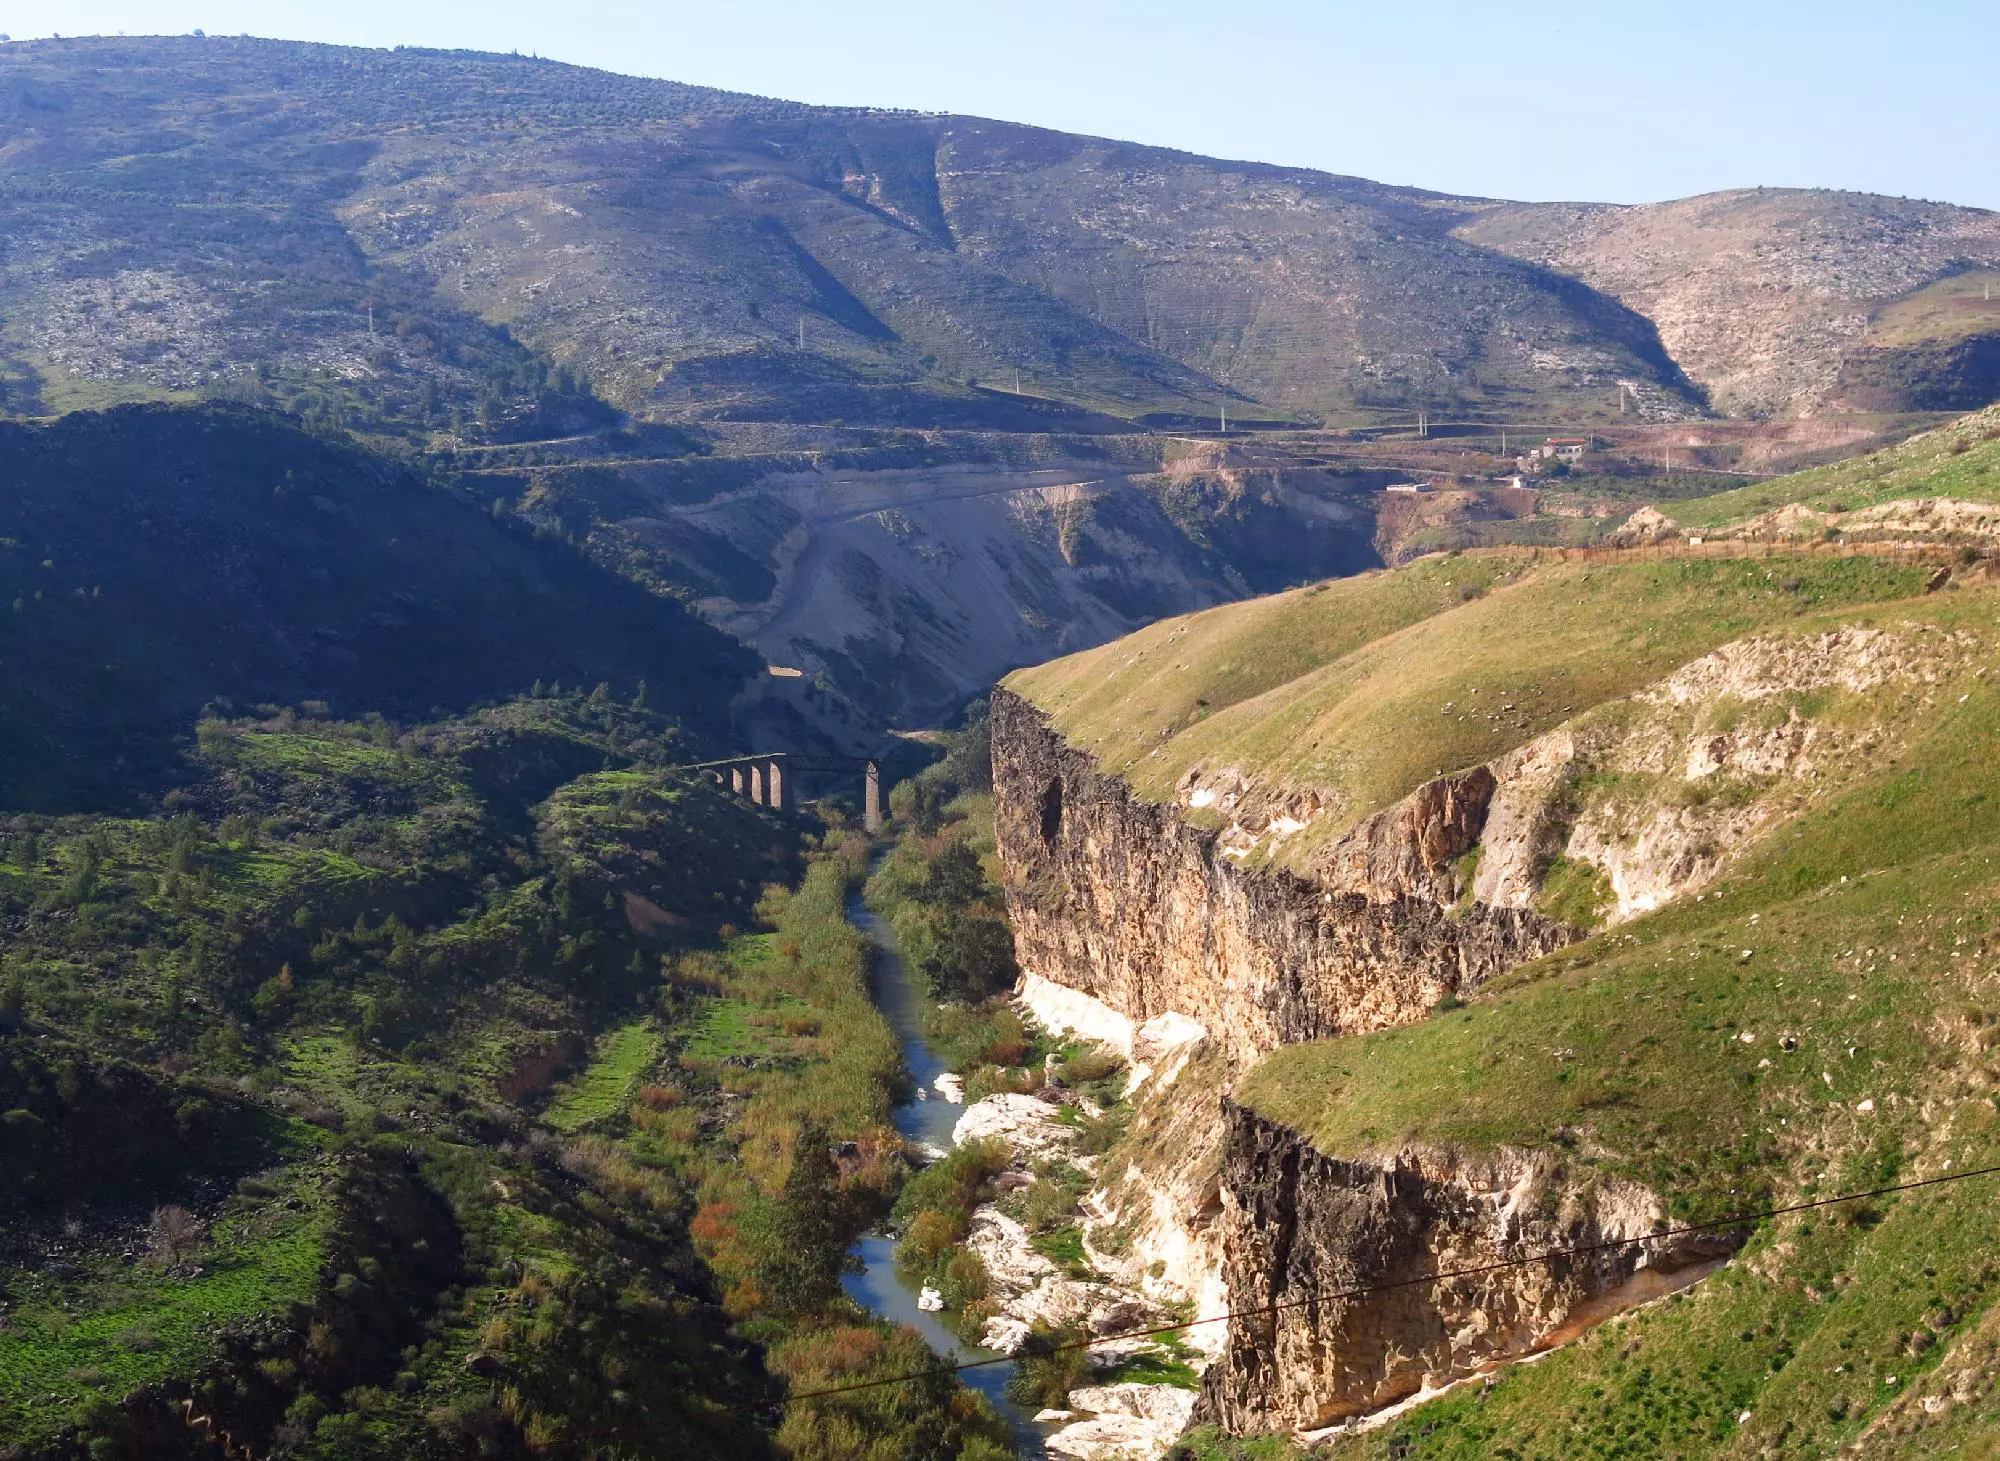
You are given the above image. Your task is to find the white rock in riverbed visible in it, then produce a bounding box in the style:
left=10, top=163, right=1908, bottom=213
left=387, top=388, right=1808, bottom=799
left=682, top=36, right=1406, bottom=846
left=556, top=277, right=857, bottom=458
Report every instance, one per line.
left=1067, top=1384, right=1197, bottom=1426
left=965, top=1208, right=1057, bottom=1298
left=916, top=1284, right=945, bottom=1312
left=934, top=1071, right=965, bottom=1104
left=1047, top=1384, right=1197, bottom=1460
left=981, top=1315, right=1033, bottom=1353
left=953, top=1092, right=1076, bottom=1159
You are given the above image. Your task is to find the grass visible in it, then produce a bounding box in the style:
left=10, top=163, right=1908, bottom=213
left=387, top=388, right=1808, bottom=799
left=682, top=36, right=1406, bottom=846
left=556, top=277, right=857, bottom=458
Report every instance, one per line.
left=1100, top=1334, right=1202, bottom=1390
left=1006, top=550, right=1541, bottom=782
left=681, top=997, right=764, bottom=1063
left=1672, top=403, right=2000, bottom=530
left=1318, top=1154, right=2000, bottom=1458
left=1239, top=606, right=1998, bottom=1205
left=0, top=1190, right=328, bottom=1446
left=1211, top=583, right=2000, bottom=1450
left=1030, top=1225, right=1091, bottom=1275
left=1013, top=551, right=1930, bottom=874
left=1001, top=413, right=2000, bottom=1452
left=545, top=1020, right=662, bottom=1131
left=1868, top=270, right=2000, bottom=348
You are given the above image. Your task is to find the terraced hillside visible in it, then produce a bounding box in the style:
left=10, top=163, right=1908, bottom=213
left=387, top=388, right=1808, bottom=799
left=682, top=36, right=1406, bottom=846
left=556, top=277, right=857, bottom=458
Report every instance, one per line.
left=991, top=415, right=2000, bottom=1455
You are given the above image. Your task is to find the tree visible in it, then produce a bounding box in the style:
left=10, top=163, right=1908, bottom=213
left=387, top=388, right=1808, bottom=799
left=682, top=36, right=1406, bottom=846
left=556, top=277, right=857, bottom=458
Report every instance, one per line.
left=919, top=910, right=1018, bottom=1003
left=919, top=841, right=988, bottom=911
left=765, top=1119, right=845, bottom=1314
left=1006, top=1321, right=1090, bottom=1408
left=148, top=1204, right=204, bottom=1267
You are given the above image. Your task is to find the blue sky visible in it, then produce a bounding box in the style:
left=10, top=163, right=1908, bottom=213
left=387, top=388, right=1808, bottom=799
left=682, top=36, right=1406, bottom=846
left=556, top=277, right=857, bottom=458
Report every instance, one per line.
left=5, top=0, right=1996, bottom=209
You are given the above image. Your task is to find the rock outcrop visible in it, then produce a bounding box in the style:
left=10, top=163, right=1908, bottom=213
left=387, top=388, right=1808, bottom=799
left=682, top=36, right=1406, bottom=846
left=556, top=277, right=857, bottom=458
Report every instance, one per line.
left=1194, top=1105, right=1738, bottom=1432
left=991, top=688, right=1574, bottom=1068
left=994, top=602, right=1981, bottom=1445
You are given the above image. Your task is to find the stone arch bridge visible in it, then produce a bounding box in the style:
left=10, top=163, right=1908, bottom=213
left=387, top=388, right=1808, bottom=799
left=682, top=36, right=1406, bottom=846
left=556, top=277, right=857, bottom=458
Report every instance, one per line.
left=675, top=753, right=883, bottom=829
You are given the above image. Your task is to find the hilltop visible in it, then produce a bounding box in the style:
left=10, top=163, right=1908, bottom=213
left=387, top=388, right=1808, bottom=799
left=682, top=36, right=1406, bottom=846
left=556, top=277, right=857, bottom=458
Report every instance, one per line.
left=2, top=38, right=1994, bottom=435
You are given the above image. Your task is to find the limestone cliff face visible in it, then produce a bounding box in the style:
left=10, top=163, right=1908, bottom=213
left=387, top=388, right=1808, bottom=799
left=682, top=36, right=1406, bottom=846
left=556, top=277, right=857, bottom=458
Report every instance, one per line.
left=992, top=618, right=1965, bottom=1445
left=990, top=689, right=1572, bottom=1069
left=1195, top=1105, right=1737, bottom=1432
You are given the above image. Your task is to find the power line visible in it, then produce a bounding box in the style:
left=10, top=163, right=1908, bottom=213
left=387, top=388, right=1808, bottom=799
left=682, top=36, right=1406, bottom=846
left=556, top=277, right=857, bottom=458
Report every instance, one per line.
left=776, top=1161, right=2000, bottom=1408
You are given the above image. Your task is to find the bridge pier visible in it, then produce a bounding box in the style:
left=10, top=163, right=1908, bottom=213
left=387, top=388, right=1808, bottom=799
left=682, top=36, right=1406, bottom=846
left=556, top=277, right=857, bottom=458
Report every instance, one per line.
left=696, top=752, right=881, bottom=824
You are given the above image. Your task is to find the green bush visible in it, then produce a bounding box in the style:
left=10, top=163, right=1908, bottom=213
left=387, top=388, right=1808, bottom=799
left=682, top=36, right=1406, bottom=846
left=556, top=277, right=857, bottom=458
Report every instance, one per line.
left=1005, top=1321, right=1091, bottom=1408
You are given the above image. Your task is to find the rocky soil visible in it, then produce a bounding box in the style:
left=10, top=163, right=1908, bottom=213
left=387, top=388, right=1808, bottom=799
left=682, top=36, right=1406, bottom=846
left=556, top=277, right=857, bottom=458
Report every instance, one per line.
left=932, top=1081, right=1204, bottom=1461
left=523, top=448, right=1385, bottom=735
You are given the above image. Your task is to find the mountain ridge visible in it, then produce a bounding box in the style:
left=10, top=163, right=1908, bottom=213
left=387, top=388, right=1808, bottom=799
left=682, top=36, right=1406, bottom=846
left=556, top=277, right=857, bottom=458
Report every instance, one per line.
left=0, top=34, right=1696, bottom=430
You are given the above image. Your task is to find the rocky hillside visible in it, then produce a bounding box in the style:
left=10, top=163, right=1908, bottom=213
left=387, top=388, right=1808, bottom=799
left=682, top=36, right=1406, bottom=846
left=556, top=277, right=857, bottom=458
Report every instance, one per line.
left=1458, top=189, right=2000, bottom=417
left=1, top=35, right=1700, bottom=431
left=989, top=420, right=2000, bottom=1453
left=474, top=432, right=1390, bottom=735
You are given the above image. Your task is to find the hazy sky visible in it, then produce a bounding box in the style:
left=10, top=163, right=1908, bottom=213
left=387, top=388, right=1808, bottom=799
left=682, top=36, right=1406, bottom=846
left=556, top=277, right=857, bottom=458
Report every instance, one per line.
left=5, top=0, right=1996, bottom=209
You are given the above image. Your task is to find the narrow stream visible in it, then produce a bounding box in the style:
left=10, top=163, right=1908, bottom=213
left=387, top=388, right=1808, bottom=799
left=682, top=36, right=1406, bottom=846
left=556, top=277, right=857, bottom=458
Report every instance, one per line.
left=842, top=890, right=1047, bottom=1456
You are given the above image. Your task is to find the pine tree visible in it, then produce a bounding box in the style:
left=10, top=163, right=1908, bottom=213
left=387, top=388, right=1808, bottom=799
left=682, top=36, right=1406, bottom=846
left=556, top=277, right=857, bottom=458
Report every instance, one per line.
left=766, top=1119, right=845, bottom=1314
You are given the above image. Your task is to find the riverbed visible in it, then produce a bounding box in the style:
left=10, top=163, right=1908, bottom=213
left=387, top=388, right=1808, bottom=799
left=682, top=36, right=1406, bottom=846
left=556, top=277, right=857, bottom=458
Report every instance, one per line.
left=841, top=890, right=1048, bottom=1456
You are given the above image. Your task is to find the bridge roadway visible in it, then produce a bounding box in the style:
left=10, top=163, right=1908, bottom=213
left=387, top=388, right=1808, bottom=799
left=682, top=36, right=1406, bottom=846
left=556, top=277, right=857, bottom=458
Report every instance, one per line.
left=671, top=752, right=884, bottom=829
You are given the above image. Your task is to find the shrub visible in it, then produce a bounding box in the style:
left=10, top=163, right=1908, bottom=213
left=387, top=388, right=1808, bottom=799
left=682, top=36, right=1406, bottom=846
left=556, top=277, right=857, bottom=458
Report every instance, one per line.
left=937, top=1247, right=990, bottom=1308
left=147, top=1203, right=204, bottom=1266
left=1057, top=1046, right=1123, bottom=1087
left=1006, top=1321, right=1091, bottom=1408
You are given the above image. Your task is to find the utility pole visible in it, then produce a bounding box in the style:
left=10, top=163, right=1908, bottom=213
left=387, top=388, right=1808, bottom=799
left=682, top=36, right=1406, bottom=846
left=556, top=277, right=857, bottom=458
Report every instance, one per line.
left=367, top=300, right=375, bottom=335
left=1014, top=367, right=1021, bottom=394
left=798, top=317, right=806, bottom=351
left=1500, top=427, right=1507, bottom=456
left=1219, top=401, right=1227, bottom=435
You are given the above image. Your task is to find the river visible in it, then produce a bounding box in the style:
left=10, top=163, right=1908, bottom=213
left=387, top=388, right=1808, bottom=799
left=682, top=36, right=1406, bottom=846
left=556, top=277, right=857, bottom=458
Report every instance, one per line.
left=842, top=889, right=1048, bottom=1456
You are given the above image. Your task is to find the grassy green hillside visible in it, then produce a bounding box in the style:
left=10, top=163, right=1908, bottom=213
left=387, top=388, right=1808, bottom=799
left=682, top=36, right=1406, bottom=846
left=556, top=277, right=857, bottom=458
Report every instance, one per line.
left=1015, top=415, right=2000, bottom=1456
left=1009, top=551, right=1930, bottom=872
left=1673, top=403, right=2000, bottom=529
left=1208, top=589, right=2000, bottom=1456
left=1236, top=662, right=2000, bottom=1452
left=0, top=692, right=1014, bottom=1459
left=0, top=399, right=1022, bottom=1458
left=0, top=403, right=755, bottom=811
